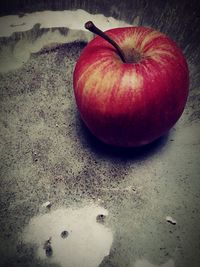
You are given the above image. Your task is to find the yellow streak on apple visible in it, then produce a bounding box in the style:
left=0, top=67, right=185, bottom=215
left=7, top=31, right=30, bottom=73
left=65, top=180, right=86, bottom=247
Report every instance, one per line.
left=78, top=60, right=112, bottom=93
left=118, top=30, right=162, bottom=54
left=145, top=43, right=176, bottom=63
left=119, top=71, right=143, bottom=96
left=139, top=30, right=163, bottom=50
left=77, top=58, right=143, bottom=114
left=120, top=34, right=142, bottom=53
left=76, top=59, right=109, bottom=89
left=80, top=62, right=122, bottom=113
left=120, top=31, right=176, bottom=65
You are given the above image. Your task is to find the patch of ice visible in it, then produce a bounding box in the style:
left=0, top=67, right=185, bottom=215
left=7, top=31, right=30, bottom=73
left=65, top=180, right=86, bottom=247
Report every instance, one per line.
left=23, top=203, right=113, bottom=267
left=0, top=9, right=131, bottom=37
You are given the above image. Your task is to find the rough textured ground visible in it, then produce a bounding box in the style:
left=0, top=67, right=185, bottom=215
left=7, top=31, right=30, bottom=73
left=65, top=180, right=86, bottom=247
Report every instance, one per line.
left=0, top=2, right=200, bottom=267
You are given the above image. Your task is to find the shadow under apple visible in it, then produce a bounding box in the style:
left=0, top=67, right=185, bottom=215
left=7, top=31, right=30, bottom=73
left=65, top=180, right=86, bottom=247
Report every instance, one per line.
left=76, top=114, right=170, bottom=161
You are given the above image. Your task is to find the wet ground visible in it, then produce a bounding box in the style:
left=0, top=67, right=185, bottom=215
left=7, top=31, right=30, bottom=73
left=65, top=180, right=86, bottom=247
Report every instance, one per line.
left=0, top=3, right=200, bottom=267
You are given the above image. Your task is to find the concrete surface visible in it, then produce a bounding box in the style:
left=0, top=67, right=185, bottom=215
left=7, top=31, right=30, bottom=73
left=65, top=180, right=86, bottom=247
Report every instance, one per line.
left=0, top=1, right=200, bottom=267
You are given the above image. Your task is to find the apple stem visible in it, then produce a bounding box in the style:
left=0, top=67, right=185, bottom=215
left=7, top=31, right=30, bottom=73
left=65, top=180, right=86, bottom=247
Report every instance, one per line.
left=85, top=21, right=127, bottom=63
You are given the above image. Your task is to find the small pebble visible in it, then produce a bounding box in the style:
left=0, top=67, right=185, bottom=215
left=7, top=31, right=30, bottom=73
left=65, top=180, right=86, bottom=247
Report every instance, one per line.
left=96, top=214, right=106, bottom=223
left=42, top=201, right=52, bottom=209
left=61, top=230, right=69, bottom=239
left=43, top=237, right=53, bottom=257
left=166, top=216, right=177, bottom=225
left=45, top=244, right=53, bottom=257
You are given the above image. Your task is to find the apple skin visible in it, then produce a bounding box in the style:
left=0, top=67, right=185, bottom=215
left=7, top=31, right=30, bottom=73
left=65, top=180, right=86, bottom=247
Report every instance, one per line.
left=73, top=26, right=189, bottom=147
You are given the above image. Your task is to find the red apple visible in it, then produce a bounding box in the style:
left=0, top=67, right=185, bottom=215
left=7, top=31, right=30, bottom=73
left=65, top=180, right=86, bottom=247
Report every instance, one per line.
left=73, top=22, right=189, bottom=147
